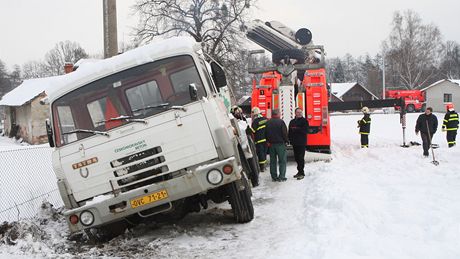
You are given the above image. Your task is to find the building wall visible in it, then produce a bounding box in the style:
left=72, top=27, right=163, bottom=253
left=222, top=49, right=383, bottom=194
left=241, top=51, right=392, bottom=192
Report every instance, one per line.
left=30, top=93, right=50, bottom=144
left=1, top=93, right=50, bottom=144
left=14, top=103, right=32, bottom=142
left=342, top=85, right=373, bottom=102
left=425, top=81, right=460, bottom=112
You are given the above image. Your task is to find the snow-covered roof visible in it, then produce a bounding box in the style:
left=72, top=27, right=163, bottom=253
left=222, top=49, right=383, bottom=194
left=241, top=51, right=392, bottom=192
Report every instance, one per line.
left=330, top=82, right=379, bottom=100
left=47, top=37, right=199, bottom=102
left=330, top=83, right=356, bottom=98
left=421, top=79, right=460, bottom=91
left=0, top=76, right=64, bottom=106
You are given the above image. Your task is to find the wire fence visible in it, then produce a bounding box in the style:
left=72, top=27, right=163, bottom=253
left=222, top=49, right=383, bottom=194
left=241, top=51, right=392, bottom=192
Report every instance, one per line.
left=0, top=146, right=63, bottom=222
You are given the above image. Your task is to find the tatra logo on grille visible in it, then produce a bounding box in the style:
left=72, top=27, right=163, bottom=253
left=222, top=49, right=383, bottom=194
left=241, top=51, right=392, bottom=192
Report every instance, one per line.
left=72, top=157, right=98, bottom=170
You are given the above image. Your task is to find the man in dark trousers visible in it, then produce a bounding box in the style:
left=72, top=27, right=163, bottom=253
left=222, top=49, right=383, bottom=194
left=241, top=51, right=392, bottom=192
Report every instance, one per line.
left=415, top=107, right=438, bottom=157
left=251, top=107, right=268, bottom=171
left=289, top=108, right=309, bottom=180
left=358, top=107, right=371, bottom=148
left=442, top=103, right=459, bottom=147
left=266, top=109, right=288, bottom=182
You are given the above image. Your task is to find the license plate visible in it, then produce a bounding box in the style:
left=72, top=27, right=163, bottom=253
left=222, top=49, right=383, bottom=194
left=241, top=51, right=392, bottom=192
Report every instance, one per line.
left=130, top=189, right=168, bottom=209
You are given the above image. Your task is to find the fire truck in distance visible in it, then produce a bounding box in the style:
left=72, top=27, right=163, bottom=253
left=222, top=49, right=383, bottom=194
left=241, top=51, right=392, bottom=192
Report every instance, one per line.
left=246, top=20, right=331, bottom=157
left=385, top=89, right=425, bottom=112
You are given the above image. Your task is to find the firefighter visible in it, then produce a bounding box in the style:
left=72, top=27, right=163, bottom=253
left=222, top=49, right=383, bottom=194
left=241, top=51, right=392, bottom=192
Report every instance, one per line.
left=251, top=107, right=268, bottom=172
left=442, top=103, right=459, bottom=147
left=415, top=107, right=438, bottom=157
left=357, top=107, right=371, bottom=148
left=231, top=106, right=247, bottom=122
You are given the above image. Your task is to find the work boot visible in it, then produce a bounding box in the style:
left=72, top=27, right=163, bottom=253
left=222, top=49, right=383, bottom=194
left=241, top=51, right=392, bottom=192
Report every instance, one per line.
left=293, top=172, right=302, bottom=178
left=296, top=175, right=305, bottom=180
left=260, top=164, right=265, bottom=172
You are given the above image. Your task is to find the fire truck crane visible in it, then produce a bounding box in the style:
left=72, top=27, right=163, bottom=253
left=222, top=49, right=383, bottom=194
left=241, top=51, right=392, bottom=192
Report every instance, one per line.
left=246, top=20, right=410, bottom=156
left=246, top=20, right=331, bottom=158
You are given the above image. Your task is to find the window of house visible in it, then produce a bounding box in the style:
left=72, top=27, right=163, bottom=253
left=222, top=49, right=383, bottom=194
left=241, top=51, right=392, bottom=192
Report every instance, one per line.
left=444, top=93, right=452, bottom=103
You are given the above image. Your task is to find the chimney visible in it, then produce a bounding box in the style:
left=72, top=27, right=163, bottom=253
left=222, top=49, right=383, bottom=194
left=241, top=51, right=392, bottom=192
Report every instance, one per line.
left=64, top=63, right=74, bottom=74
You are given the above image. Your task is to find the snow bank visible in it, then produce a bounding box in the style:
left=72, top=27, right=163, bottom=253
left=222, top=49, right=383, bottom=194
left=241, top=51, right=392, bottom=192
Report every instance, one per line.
left=1, top=112, right=460, bottom=258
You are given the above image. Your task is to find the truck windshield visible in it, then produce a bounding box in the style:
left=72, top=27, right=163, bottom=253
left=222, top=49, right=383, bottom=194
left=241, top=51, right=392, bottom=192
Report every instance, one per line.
left=52, top=55, right=206, bottom=147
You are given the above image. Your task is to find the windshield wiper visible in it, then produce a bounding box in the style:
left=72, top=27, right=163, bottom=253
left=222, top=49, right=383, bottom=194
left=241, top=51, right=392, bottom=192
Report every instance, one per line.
left=63, top=129, right=110, bottom=137
left=99, top=115, right=147, bottom=125
left=131, top=103, right=187, bottom=113
left=131, top=103, right=171, bottom=113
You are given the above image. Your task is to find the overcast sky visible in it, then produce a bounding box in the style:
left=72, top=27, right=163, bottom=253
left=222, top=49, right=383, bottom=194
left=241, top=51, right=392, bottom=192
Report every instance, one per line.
left=1, top=0, right=459, bottom=70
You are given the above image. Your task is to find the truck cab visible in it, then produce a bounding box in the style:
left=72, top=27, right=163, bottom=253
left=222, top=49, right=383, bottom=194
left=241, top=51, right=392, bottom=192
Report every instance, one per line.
left=46, top=37, right=254, bottom=234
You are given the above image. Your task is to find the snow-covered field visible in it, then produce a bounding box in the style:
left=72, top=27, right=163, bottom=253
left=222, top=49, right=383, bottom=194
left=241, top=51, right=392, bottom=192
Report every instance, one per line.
left=1, top=113, right=460, bottom=259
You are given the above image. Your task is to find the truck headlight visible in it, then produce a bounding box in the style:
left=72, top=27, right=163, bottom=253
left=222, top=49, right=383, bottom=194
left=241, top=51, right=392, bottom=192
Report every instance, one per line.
left=207, top=169, right=223, bottom=185
left=80, top=210, right=95, bottom=226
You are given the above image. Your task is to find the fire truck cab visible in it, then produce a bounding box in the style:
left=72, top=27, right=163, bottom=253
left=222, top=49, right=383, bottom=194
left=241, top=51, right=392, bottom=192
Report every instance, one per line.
left=385, top=89, right=425, bottom=112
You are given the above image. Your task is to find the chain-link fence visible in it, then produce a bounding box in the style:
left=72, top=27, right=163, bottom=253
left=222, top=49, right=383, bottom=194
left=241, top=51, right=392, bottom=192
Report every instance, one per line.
left=0, top=146, right=63, bottom=222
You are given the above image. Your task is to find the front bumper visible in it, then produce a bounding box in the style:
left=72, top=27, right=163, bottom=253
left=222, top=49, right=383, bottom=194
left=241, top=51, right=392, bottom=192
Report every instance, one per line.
left=64, top=157, right=241, bottom=232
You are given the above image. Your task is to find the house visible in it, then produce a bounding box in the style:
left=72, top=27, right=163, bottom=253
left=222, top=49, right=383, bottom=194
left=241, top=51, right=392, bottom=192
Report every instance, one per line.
left=421, top=79, right=460, bottom=112
left=0, top=76, right=62, bottom=144
left=329, top=82, right=379, bottom=102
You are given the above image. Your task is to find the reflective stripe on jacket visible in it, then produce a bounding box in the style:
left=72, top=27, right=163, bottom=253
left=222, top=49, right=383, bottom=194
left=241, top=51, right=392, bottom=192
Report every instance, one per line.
left=442, top=111, right=459, bottom=131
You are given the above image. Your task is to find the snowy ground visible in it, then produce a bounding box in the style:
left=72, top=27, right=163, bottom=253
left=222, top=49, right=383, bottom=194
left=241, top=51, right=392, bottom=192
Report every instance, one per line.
left=1, top=113, right=460, bottom=259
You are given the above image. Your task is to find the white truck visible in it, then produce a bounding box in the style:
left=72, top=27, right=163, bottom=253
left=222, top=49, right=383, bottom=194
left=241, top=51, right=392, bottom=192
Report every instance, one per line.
left=45, top=37, right=255, bottom=236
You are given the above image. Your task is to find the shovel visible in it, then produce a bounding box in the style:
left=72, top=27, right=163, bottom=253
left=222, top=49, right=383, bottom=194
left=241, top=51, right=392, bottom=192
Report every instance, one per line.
left=425, top=120, right=439, bottom=166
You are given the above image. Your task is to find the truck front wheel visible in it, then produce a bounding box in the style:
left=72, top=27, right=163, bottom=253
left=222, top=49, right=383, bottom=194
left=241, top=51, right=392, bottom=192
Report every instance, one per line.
left=227, top=174, right=254, bottom=223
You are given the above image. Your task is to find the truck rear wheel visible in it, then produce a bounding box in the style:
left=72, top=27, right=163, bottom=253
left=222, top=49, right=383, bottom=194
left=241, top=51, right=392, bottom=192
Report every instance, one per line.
left=227, top=174, right=254, bottom=223
left=247, top=138, right=260, bottom=187
left=238, top=144, right=259, bottom=187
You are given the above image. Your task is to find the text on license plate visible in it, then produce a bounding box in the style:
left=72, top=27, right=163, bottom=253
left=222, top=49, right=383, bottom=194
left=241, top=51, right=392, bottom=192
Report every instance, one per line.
left=130, top=189, right=168, bottom=209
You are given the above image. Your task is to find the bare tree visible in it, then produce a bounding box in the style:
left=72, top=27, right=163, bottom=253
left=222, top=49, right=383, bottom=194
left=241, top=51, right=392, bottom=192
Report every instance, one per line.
left=384, top=10, right=443, bottom=89
left=22, top=60, right=51, bottom=79
left=440, top=40, right=460, bottom=79
left=44, top=41, right=88, bottom=76
left=133, top=0, right=254, bottom=95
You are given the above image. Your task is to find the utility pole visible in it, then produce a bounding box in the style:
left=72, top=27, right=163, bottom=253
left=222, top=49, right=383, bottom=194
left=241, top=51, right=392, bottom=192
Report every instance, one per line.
left=103, top=0, right=118, bottom=58
left=382, top=51, right=386, bottom=99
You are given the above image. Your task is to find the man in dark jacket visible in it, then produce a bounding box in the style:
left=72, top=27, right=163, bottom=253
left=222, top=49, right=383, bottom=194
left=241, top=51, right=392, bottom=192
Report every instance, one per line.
left=415, top=107, right=438, bottom=157
left=288, top=108, right=309, bottom=180
left=442, top=103, right=459, bottom=147
left=358, top=107, right=371, bottom=148
left=251, top=107, right=268, bottom=171
left=266, top=109, right=288, bottom=182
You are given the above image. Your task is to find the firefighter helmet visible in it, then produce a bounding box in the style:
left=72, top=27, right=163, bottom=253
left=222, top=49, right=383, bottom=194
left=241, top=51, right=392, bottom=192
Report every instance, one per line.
left=361, top=106, right=370, bottom=114
left=252, top=107, right=260, bottom=115
left=446, top=103, right=454, bottom=111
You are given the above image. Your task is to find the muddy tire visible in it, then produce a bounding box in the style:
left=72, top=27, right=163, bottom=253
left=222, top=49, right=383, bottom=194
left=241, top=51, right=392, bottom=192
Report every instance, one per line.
left=227, top=174, right=254, bottom=223
left=272, top=49, right=305, bottom=65
left=85, top=220, right=128, bottom=242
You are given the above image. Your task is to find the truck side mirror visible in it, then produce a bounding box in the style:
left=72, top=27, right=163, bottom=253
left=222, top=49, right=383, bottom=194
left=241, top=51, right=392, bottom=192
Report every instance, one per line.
left=189, top=83, right=198, bottom=101
left=45, top=119, right=55, bottom=147
left=210, top=61, right=227, bottom=89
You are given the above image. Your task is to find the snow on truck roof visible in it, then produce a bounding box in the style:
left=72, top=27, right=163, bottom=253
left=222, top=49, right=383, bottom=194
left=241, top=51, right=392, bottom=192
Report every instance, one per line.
left=56, top=37, right=199, bottom=101
left=0, top=37, right=199, bottom=106
left=47, top=36, right=198, bottom=102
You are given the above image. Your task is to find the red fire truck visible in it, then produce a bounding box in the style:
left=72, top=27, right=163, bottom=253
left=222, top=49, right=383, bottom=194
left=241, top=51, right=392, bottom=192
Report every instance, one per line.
left=247, top=20, right=331, bottom=156
left=385, top=89, right=425, bottom=112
